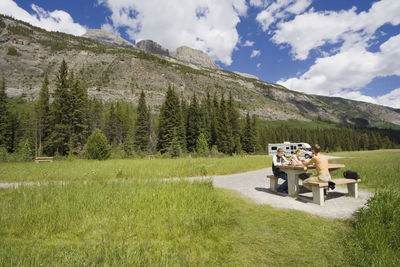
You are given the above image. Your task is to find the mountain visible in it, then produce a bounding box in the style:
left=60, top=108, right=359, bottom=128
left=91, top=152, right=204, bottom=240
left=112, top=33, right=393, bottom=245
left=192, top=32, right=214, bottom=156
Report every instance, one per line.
left=136, top=39, right=169, bottom=56
left=82, top=29, right=136, bottom=49
left=1, top=14, right=399, bottom=129
left=171, top=46, right=221, bottom=69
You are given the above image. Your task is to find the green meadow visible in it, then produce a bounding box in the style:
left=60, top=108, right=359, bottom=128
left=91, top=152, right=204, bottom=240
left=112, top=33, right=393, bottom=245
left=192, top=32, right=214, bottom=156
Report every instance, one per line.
left=0, top=155, right=270, bottom=183
left=1, top=150, right=399, bottom=266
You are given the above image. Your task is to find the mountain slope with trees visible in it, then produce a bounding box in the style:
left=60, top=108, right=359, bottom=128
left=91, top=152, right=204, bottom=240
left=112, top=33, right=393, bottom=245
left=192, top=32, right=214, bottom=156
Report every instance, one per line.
left=1, top=14, right=400, bottom=130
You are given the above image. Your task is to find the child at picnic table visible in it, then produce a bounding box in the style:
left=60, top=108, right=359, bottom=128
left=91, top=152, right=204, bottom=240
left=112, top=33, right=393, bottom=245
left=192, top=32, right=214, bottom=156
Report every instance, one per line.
left=301, top=144, right=331, bottom=191
left=290, top=149, right=304, bottom=166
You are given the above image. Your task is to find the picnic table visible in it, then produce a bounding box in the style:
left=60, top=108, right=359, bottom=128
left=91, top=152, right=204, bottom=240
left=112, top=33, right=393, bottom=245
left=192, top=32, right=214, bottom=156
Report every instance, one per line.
left=277, top=164, right=345, bottom=197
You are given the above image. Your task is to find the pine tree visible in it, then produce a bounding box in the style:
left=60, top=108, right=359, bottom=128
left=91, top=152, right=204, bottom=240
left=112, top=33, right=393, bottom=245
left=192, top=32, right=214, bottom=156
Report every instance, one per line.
left=209, top=92, right=218, bottom=148
left=48, top=59, right=72, bottom=155
left=89, top=98, right=104, bottom=132
left=251, top=114, right=259, bottom=152
left=157, top=85, right=185, bottom=154
left=241, top=112, right=254, bottom=153
left=0, top=77, right=12, bottom=152
left=134, top=90, right=150, bottom=152
left=186, top=93, right=202, bottom=152
left=70, top=76, right=89, bottom=151
left=228, top=91, right=241, bottom=153
left=216, top=93, right=233, bottom=154
left=105, top=103, right=118, bottom=145
left=35, top=74, right=51, bottom=156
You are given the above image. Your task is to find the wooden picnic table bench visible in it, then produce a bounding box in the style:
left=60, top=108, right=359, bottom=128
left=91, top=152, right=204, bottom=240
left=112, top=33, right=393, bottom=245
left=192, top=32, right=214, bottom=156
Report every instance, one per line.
left=35, top=156, right=54, bottom=163
left=308, top=178, right=361, bottom=206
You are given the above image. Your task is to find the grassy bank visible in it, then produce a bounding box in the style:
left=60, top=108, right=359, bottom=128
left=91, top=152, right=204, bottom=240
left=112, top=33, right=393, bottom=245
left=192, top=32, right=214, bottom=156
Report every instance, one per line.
left=0, top=180, right=348, bottom=266
left=0, top=155, right=270, bottom=183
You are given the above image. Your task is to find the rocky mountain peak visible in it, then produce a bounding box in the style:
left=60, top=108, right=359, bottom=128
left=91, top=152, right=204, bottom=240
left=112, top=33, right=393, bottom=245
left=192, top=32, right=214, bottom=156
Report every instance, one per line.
left=82, top=29, right=136, bottom=49
left=171, top=46, right=220, bottom=69
left=136, top=40, right=170, bottom=56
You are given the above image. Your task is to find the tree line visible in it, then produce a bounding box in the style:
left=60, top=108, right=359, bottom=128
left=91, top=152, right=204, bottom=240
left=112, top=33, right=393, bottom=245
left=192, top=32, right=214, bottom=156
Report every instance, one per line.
left=0, top=60, right=399, bottom=160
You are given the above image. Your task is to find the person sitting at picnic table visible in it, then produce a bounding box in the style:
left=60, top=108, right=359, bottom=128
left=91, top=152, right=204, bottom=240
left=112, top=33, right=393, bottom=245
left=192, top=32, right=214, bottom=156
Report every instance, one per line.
left=301, top=144, right=331, bottom=191
left=272, top=148, right=290, bottom=193
left=290, top=149, right=303, bottom=166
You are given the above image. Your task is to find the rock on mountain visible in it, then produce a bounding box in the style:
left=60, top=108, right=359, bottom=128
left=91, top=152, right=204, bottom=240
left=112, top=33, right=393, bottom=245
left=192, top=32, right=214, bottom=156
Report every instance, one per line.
left=233, top=71, right=259, bottom=80
left=171, top=46, right=220, bottom=70
left=136, top=40, right=170, bottom=56
left=82, top=29, right=136, bottom=49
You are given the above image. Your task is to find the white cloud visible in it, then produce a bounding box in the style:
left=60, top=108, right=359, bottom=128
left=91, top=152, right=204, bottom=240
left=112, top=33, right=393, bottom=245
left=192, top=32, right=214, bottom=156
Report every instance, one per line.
left=278, top=34, right=400, bottom=107
left=256, top=0, right=312, bottom=31
left=98, top=0, right=248, bottom=65
left=271, top=0, right=400, bottom=60
left=257, top=0, right=400, bottom=108
left=376, top=88, right=400, bottom=109
left=250, top=49, right=261, bottom=58
left=257, top=63, right=262, bottom=69
left=243, top=40, right=254, bottom=47
left=0, top=0, right=87, bottom=36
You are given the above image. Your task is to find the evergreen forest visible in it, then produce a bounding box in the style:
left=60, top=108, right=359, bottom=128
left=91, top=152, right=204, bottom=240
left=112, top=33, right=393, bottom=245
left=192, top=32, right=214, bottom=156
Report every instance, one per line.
left=0, top=60, right=399, bottom=161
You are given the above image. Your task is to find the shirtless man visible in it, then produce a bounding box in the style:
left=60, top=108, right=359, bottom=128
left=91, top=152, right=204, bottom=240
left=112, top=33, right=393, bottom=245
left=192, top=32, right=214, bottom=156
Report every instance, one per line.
left=301, top=144, right=331, bottom=191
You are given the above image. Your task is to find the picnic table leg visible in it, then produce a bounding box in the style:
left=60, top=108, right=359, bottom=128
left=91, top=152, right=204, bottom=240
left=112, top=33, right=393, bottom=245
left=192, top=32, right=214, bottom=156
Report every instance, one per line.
left=312, top=185, right=325, bottom=206
left=287, top=171, right=299, bottom=197
left=270, top=177, right=278, bottom=192
left=347, top=183, right=358, bottom=198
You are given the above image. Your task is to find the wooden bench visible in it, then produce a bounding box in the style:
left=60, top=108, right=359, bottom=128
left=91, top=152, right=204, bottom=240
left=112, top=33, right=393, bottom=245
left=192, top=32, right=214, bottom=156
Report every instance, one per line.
left=267, top=173, right=312, bottom=192
left=35, top=157, right=54, bottom=163
left=308, top=178, right=361, bottom=206
left=267, top=175, right=279, bottom=192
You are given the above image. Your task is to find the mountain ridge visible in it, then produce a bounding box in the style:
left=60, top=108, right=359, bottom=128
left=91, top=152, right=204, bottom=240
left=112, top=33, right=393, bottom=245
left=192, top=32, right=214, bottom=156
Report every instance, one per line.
left=1, top=14, right=399, bottom=129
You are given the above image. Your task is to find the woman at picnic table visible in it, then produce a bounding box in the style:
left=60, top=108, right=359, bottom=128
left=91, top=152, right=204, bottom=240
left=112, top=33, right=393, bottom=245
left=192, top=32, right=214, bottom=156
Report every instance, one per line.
left=290, top=149, right=304, bottom=166
left=301, top=144, right=331, bottom=191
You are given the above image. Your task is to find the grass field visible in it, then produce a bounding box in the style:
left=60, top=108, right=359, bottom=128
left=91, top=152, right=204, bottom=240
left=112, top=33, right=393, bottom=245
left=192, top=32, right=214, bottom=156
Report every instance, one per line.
left=1, top=150, right=399, bottom=266
left=0, top=155, right=270, bottom=183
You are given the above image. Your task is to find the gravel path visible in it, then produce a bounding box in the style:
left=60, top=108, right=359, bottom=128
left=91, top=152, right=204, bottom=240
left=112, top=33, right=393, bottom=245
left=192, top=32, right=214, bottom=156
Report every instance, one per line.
left=189, top=167, right=373, bottom=219
left=0, top=166, right=373, bottom=219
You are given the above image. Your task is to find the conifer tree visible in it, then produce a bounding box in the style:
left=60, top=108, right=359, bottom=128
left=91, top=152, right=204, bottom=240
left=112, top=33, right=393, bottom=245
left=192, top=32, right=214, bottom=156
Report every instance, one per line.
left=70, top=77, right=89, bottom=151
left=251, top=114, right=259, bottom=152
left=0, top=77, right=12, bottom=152
left=134, top=90, right=150, bottom=152
left=157, top=85, right=185, bottom=154
left=105, top=103, right=118, bottom=145
left=228, top=91, right=241, bottom=153
left=216, top=93, right=233, bottom=154
left=35, top=74, right=51, bottom=155
left=89, top=98, right=104, bottom=132
left=199, top=94, right=211, bottom=143
left=186, top=93, right=202, bottom=152
left=209, top=92, right=218, bottom=148
left=242, top=112, right=254, bottom=153
left=48, top=59, right=72, bottom=155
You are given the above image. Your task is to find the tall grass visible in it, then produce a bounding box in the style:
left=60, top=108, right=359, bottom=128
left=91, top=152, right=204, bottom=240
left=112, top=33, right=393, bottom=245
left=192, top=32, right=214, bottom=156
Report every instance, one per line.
left=0, top=180, right=348, bottom=266
left=329, top=150, right=400, bottom=266
left=328, top=149, right=400, bottom=190
left=346, top=188, right=400, bottom=267
left=0, top=155, right=270, bottom=183
left=0, top=180, right=234, bottom=266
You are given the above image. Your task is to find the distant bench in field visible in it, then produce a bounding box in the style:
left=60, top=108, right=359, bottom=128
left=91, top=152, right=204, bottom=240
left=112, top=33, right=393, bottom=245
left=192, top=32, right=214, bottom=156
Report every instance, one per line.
left=35, top=157, right=54, bottom=163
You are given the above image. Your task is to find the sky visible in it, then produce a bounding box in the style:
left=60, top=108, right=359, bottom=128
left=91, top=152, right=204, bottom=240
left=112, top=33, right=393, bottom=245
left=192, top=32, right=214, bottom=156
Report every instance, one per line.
left=1, top=0, right=400, bottom=109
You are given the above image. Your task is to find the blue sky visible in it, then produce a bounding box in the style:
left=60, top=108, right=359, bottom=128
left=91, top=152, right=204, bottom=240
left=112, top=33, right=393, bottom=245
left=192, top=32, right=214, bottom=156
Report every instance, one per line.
left=1, top=0, right=400, bottom=108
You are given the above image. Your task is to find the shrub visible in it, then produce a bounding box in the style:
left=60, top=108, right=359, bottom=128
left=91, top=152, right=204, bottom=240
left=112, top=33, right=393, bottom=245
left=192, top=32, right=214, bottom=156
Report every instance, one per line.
left=84, top=129, right=111, bottom=160
left=347, top=188, right=400, bottom=266
left=195, top=133, right=209, bottom=156
left=7, top=47, right=21, bottom=56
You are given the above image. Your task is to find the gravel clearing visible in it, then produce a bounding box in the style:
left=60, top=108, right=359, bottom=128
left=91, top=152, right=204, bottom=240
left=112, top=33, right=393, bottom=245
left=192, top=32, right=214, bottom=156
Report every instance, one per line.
left=0, top=166, right=373, bottom=219
left=190, top=167, right=373, bottom=219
